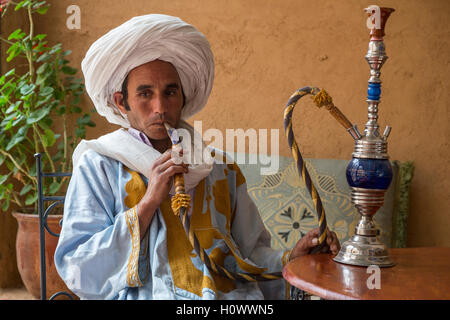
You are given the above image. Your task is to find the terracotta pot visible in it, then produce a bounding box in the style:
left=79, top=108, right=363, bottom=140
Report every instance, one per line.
left=13, top=212, right=77, bottom=300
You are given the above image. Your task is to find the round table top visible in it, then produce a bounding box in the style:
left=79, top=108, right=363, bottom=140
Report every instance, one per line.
left=282, top=247, right=450, bottom=300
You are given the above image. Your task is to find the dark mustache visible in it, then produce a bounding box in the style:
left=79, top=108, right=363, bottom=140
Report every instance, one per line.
left=146, top=114, right=170, bottom=126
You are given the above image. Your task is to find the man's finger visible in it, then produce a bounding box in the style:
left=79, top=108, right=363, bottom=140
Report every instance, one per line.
left=152, top=150, right=172, bottom=167
left=158, top=157, right=188, bottom=173
left=325, top=230, right=340, bottom=254
left=307, top=228, right=320, bottom=248
left=329, top=231, right=339, bottom=244
left=326, top=230, right=337, bottom=244
left=308, top=228, right=320, bottom=238
left=161, top=165, right=188, bottom=179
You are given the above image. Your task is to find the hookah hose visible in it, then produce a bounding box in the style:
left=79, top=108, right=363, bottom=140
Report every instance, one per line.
left=284, top=86, right=354, bottom=253
left=168, top=86, right=351, bottom=280
left=167, top=129, right=282, bottom=282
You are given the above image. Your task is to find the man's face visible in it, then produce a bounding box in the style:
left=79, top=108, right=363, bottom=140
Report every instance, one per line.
left=114, top=60, right=184, bottom=141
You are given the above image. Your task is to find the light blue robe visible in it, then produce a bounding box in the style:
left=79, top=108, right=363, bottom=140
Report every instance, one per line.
left=54, top=149, right=291, bottom=300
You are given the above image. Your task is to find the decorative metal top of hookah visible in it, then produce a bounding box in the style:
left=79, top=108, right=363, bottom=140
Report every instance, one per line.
left=351, top=7, right=395, bottom=160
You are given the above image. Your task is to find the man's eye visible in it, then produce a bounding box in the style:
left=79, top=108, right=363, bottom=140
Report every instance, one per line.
left=166, top=90, right=176, bottom=96
left=139, top=91, right=151, bottom=97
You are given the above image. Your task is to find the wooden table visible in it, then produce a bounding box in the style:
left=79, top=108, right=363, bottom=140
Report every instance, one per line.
left=282, top=247, right=450, bottom=300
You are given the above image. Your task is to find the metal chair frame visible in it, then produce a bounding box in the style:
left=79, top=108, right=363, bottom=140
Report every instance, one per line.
left=35, top=153, right=73, bottom=300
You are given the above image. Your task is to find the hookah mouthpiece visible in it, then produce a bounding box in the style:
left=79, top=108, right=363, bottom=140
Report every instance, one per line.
left=164, top=122, right=181, bottom=145
left=163, top=122, right=190, bottom=216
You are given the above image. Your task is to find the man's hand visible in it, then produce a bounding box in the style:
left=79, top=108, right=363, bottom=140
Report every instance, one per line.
left=137, top=149, right=188, bottom=238
left=289, top=228, right=340, bottom=261
left=142, top=149, right=188, bottom=207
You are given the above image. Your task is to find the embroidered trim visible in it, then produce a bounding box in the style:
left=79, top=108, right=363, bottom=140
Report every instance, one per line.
left=125, top=206, right=143, bottom=287
left=282, top=249, right=292, bottom=266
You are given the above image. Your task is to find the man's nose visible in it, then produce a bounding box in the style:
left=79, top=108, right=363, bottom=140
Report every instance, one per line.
left=152, top=95, right=167, bottom=114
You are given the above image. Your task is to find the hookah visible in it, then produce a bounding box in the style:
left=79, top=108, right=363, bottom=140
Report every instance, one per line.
left=283, top=6, right=396, bottom=267
left=161, top=5, right=397, bottom=283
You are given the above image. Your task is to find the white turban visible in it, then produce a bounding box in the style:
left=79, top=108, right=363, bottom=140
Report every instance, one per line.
left=81, top=14, right=215, bottom=127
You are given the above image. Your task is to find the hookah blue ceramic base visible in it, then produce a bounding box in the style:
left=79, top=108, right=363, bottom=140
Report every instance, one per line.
left=346, top=158, right=393, bottom=190
left=333, top=157, right=396, bottom=267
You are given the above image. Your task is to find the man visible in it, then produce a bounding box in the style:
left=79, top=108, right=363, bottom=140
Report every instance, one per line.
left=55, top=14, right=340, bottom=300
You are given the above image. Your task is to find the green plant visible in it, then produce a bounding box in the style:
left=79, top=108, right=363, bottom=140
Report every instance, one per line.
left=0, top=0, right=95, bottom=212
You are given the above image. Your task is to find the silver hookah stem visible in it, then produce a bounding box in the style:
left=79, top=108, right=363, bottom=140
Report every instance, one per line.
left=353, top=7, right=395, bottom=160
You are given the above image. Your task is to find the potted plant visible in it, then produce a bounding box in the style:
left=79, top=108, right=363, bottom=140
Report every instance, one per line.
left=0, top=0, right=95, bottom=299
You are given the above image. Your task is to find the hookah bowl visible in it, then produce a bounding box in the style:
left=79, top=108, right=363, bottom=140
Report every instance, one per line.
left=333, top=7, right=396, bottom=267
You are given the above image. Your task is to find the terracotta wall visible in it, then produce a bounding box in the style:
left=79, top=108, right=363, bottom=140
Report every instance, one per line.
left=1, top=0, right=449, bottom=285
